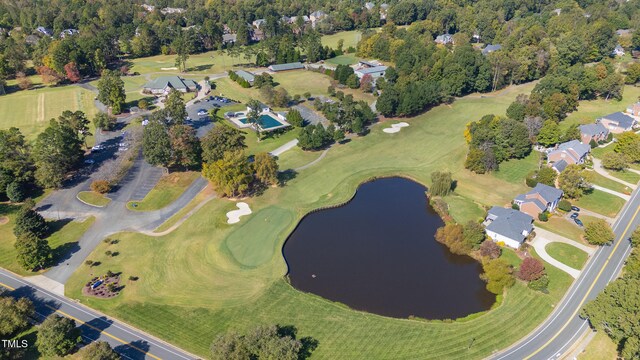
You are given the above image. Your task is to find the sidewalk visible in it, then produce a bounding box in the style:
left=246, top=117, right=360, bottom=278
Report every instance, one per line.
left=530, top=227, right=595, bottom=279
left=270, top=139, right=299, bottom=156
left=591, top=184, right=630, bottom=200
left=592, top=158, right=637, bottom=189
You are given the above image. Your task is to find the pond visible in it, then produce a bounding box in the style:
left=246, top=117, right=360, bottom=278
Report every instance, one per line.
left=283, top=177, right=495, bottom=319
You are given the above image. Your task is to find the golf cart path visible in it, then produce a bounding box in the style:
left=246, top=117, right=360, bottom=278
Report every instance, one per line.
left=270, top=139, right=299, bottom=156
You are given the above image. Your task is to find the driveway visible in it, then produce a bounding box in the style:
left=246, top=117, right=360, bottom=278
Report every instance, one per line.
left=530, top=227, right=595, bottom=279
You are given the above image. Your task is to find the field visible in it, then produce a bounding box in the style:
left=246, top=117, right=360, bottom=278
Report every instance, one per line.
left=77, top=191, right=111, bottom=207
left=492, top=152, right=540, bottom=185
left=578, top=331, right=618, bottom=360
left=574, top=189, right=626, bottom=217
left=545, top=242, right=589, bottom=269
left=127, top=171, right=200, bottom=211
left=321, top=30, right=365, bottom=50
left=62, top=82, right=584, bottom=359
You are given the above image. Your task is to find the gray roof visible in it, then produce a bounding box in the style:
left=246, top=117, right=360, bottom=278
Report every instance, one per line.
left=552, top=159, right=568, bottom=173
left=548, top=140, right=591, bottom=163
left=235, top=70, right=255, bottom=83
left=310, top=10, right=327, bottom=18
left=485, top=207, right=534, bottom=243
left=482, top=44, right=502, bottom=55
left=222, top=33, right=237, bottom=43
left=601, top=112, right=635, bottom=129
left=579, top=123, right=608, bottom=137
left=435, top=33, right=453, bottom=43
left=516, top=183, right=563, bottom=205
left=268, top=62, right=304, bottom=71
left=143, top=76, right=198, bottom=91
left=356, top=66, right=388, bottom=75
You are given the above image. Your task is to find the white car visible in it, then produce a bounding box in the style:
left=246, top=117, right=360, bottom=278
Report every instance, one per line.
left=91, top=145, right=103, bottom=151
left=197, top=110, right=207, bottom=116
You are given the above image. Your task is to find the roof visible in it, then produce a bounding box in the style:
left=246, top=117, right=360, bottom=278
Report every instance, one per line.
left=356, top=66, right=388, bottom=75
left=235, top=70, right=255, bottom=83
left=482, top=44, right=502, bottom=55
left=485, top=207, right=534, bottom=243
left=531, top=183, right=563, bottom=203
left=268, top=62, right=304, bottom=71
left=435, top=33, right=453, bottom=42
left=222, top=33, right=237, bottom=43
left=548, top=140, right=591, bottom=163
left=310, top=10, right=327, bottom=18
left=552, top=159, right=568, bottom=173
left=143, top=76, right=197, bottom=91
left=579, top=123, right=608, bottom=137
left=601, top=112, right=635, bottom=129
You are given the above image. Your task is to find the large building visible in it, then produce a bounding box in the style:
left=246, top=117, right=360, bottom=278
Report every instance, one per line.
left=143, top=76, right=198, bottom=95
left=354, top=66, right=388, bottom=79
left=483, top=207, right=534, bottom=249
left=268, top=62, right=304, bottom=72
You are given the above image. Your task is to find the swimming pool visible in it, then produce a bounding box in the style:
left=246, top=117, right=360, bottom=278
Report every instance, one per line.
left=239, top=114, right=284, bottom=129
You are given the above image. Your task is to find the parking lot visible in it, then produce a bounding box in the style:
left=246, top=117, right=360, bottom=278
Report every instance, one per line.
left=185, top=96, right=237, bottom=137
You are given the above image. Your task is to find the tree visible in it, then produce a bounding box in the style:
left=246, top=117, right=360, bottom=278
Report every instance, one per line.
left=430, top=171, right=453, bottom=197
left=479, top=240, right=501, bottom=259
left=63, top=62, right=81, bottom=83
left=77, top=341, right=121, bottom=360
left=584, top=219, right=615, bottom=245
left=36, top=314, right=81, bottom=356
left=13, top=200, right=48, bottom=239
left=614, top=132, right=640, bottom=163
left=93, top=112, right=116, bottom=132
left=246, top=99, right=263, bottom=140
left=211, top=324, right=306, bottom=360
left=15, top=232, right=51, bottom=271
left=142, top=120, right=171, bottom=167
left=59, top=110, right=91, bottom=148
left=536, top=167, right=557, bottom=187
left=536, top=120, right=561, bottom=147
left=91, top=180, right=111, bottom=194
left=558, top=164, right=591, bottom=199
left=360, top=74, right=374, bottom=92
left=435, top=224, right=470, bottom=255
left=254, top=152, right=279, bottom=186
left=97, top=70, right=126, bottom=114
left=168, top=125, right=201, bottom=169
left=32, top=119, right=84, bottom=188
left=538, top=211, right=549, bottom=222
left=480, top=258, right=515, bottom=294
left=16, top=71, right=32, bottom=90
left=528, top=275, right=549, bottom=292
left=272, top=87, right=291, bottom=107
left=201, top=125, right=246, bottom=163
left=202, top=150, right=253, bottom=197
left=0, top=127, right=34, bottom=196
left=346, top=74, right=360, bottom=89
left=6, top=181, right=26, bottom=203
left=601, top=152, right=629, bottom=171
left=0, top=296, right=34, bottom=337
left=165, top=89, right=187, bottom=124
left=517, top=257, right=545, bottom=281
left=286, top=110, right=304, bottom=127
left=463, top=221, right=485, bottom=249
left=625, top=63, right=640, bottom=84
left=631, top=228, right=640, bottom=247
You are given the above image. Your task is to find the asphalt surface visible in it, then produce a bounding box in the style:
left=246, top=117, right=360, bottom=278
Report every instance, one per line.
left=491, top=185, right=640, bottom=360
left=0, top=269, right=198, bottom=360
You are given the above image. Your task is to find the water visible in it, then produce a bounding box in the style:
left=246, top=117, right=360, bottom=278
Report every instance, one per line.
left=283, top=177, right=495, bottom=319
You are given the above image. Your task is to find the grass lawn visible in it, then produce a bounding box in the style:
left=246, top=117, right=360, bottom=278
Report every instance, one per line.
left=77, top=191, right=111, bottom=207
left=441, top=194, right=486, bottom=224
left=561, top=85, right=640, bottom=130
left=243, top=127, right=301, bottom=156
left=545, top=242, right=589, bottom=269
left=62, top=82, right=580, bottom=359
left=492, top=152, right=540, bottom=185
left=590, top=145, right=614, bottom=158
left=276, top=147, right=323, bottom=170
left=321, top=30, right=365, bottom=50
left=127, top=171, right=200, bottom=211
left=0, top=209, right=95, bottom=276
left=536, top=216, right=584, bottom=242
left=0, top=80, right=99, bottom=141
left=128, top=50, right=256, bottom=76
left=588, top=171, right=633, bottom=194
left=608, top=169, right=640, bottom=184
left=574, top=190, right=626, bottom=217
left=578, top=331, right=618, bottom=360
left=325, top=54, right=359, bottom=65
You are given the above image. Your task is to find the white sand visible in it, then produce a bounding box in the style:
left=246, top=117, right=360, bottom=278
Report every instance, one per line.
left=226, top=202, right=252, bottom=224
left=383, top=122, right=410, bottom=133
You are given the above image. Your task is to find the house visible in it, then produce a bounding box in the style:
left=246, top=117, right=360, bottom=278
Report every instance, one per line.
left=380, top=3, right=389, bottom=20
left=247, top=102, right=270, bottom=113
left=251, top=28, right=265, bottom=42
left=25, top=35, right=40, bottom=45
left=514, top=183, right=564, bottom=218
left=483, top=207, right=534, bottom=249
left=435, top=33, right=454, bottom=45
left=364, top=2, right=376, bottom=11
left=354, top=66, right=387, bottom=79
left=612, top=44, right=625, bottom=57
left=143, top=76, right=198, bottom=95
left=288, top=16, right=310, bottom=24
left=616, top=29, right=632, bottom=37
left=552, top=159, right=569, bottom=173
left=234, top=70, right=255, bottom=85
left=552, top=8, right=562, bottom=15
left=358, top=60, right=381, bottom=68
left=481, top=44, right=502, bottom=55
left=141, top=4, right=155, bottom=12
left=547, top=140, right=591, bottom=171
left=222, top=33, right=237, bottom=44
left=310, top=10, right=327, bottom=23
left=268, top=62, right=304, bottom=72
left=626, top=102, right=640, bottom=117
left=161, top=7, right=185, bottom=15
left=36, top=26, right=53, bottom=37
left=579, top=123, right=609, bottom=144
left=59, top=29, right=79, bottom=38
left=252, top=19, right=266, bottom=29
left=598, top=112, right=636, bottom=133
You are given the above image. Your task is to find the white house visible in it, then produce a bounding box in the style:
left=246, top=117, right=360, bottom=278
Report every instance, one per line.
left=483, top=207, right=534, bottom=249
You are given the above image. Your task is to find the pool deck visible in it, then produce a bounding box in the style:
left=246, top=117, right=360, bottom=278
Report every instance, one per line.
left=226, top=110, right=290, bottom=131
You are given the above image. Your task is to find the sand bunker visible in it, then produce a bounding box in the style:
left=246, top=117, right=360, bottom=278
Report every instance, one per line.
left=227, top=202, right=252, bottom=224
left=160, top=67, right=178, bottom=70
left=383, top=122, right=410, bottom=134
left=0, top=216, right=8, bottom=225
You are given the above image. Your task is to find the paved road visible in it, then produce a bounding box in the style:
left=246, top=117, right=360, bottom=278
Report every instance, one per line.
left=0, top=269, right=198, bottom=360
left=491, top=185, right=640, bottom=360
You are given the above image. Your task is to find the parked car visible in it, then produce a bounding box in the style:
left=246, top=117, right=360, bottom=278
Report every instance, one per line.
left=574, top=218, right=584, bottom=227
left=91, top=145, right=103, bottom=152
left=571, top=206, right=580, bottom=212
left=84, top=159, right=95, bottom=164
left=570, top=212, right=579, bottom=219
left=197, top=109, right=207, bottom=116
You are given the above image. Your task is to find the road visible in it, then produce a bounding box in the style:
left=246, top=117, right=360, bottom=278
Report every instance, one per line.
left=491, top=185, right=640, bottom=360
left=0, top=269, right=198, bottom=360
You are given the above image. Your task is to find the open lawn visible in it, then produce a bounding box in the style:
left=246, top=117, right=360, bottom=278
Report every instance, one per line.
left=562, top=85, right=640, bottom=130
left=588, top=171, right=633, bottom=194
left=325, top=54, right=359, bottom=65
left=0, top=210, right=95, bottom=276
left=321, top=30, right=365, bottom=50
left=62, top=82, right=580, bottom=359
left=492, top=152, right=540, bottom=185
left=0, top=80, right=99, bottom=141
left=574, top=190, right=626, bottom=217
left=545, top=242, right=589, bottom=269
left=579, top=331, right=618, bottom=360
left=276, top=147, right=323, bottom=170
left=442, top=194, right=486, bottom=224
left=77, top=191, right=111, bottom=207
left=127, top=172, right=200, bottom=211
left=609, top=169, right=640, bottom=184
left=590, top=144, right=614, bottom=158
left=536, top=216, right=584, bottom=242
left=128, top=50, right=256, bottom=76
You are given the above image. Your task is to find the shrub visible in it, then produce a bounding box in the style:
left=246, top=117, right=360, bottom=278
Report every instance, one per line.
left=602, top=152, right=629, bottom=171
left=557, top=199, right=572, bottom=212
left=479, top=240, right=501, bottom=259
left=538, top=211, right=549, bottom=222
left=511, top=203, right=520, bottom=210
left=589, top=139, right=598, bottom=148
left=435, top=224, right=470, bottom=255
left=528, top=275, right=549, bottom=292
left=90, top=180, right=111, bottom=194
left=105, top=251, right=112, bottom=256
left=584, top=219, right=615, bottom=245
left=517, top=257, right=545, bottom=281
left=430, top=171, right=453, bottom=197
left=138, top=99, right=149, bottom=110
left=480, top=258, right=515, bottom=294
left=303, top=92, right=311, bottom=99
left=525, top=171, right=538, bottom=187
left=85, top=260, right=93, bottom=266
left=6, top=181, right=26, bottom=203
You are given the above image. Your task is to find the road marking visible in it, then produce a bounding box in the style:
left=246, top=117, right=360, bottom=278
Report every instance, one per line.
left=44, top=305, right=162, bottom=360
left=524, top=205, right=640, bottom=359
left=0, top=281, right=15, bottom=290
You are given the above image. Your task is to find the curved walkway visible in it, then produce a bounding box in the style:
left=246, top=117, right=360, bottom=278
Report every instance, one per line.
left=592, top=158, right=637, bottom=189
left=294, top=148, right=330, bottom=171
left=591, top=184, right=630, bottom=200
left=531, top=228, right=595, bottom=279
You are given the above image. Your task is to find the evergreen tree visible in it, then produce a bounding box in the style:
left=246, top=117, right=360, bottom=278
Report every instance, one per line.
left=36, top=315, right=81, bottom=357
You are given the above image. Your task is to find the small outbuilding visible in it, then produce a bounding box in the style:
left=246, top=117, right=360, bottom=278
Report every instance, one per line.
left=268, top=62, right=304, bottom=72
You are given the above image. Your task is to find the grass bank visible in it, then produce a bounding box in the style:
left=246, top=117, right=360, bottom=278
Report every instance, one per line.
left=545, top=242, right=589, bottom=269
left=127, top=172, right=200, bottom=211
left=77, top=191, right=111, bottom=207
